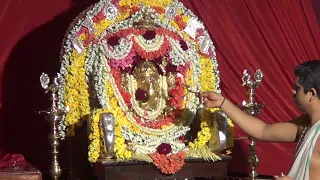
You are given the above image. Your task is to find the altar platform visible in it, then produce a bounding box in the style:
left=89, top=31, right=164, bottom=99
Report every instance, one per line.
left=0, top=162, right=42, bottom=180
left=94, top=155, right=231, bottom=180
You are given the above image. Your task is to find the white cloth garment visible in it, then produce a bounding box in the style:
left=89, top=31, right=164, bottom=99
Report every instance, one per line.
left=288, top=120, right=320, bottom=180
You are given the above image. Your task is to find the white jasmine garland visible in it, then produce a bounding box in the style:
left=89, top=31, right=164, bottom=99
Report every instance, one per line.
left=93, top=49, right=109, bottom=108
left=134, top=35, right=165, bottom=52
left=131, top=141, right=187, bottom=155
left=85, top=44, right=97, bottom=75
left=122, top=126, right=190, bottom=144
left=122, top=126, right=189, bottom=154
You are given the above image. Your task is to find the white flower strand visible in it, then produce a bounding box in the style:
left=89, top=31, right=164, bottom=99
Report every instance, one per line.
left=93, top=49, right=110, bottom=108
left=85, top=44, right=97, bottom=75
left=134, top=35, right=165, bottom=52
left=122, top=126, right=190, bottom=144
left=122, top=126, right=189, bottom=154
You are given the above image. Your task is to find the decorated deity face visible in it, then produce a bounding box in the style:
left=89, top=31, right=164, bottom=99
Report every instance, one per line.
left=119, top=56, right=182, bottom=127
left=131, top=61, right=161, bottom=110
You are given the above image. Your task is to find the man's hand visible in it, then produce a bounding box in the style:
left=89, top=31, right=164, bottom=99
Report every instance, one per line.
left=274, top=175, right=293, bottom=180
left=201, top=91, right=225, bottom=108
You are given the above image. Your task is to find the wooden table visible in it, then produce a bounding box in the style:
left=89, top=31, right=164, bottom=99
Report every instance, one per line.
left=94, top=156, right=230, bottom=180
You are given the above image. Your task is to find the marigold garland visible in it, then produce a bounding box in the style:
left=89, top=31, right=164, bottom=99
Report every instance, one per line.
left=64, top=50, right=90, bottom=130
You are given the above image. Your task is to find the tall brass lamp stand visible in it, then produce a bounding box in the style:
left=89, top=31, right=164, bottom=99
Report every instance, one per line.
left=240, top=69, right=264, bottom=180
left=39, top=73, right=67, bottom=180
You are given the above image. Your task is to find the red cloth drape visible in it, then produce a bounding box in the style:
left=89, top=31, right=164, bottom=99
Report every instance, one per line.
left=0, top=153, right=26, bottom=169
left=0, top=0, right=319, bottom=176
left=180, top=0, right=320, bottom=175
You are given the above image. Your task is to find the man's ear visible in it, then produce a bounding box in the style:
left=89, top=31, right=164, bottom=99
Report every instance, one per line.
left=310, top=88, right=318, bottom=99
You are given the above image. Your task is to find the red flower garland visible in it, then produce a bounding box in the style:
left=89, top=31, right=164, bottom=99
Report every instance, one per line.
left=153, top=6, right=165, bottom=14
left=174, top=16, right=187, bottom=30
left=93, top=11, right=106, bottom=23
left=168, top=78, right=185, bottom=109
left=149, top=151, right=186, bottom=174
left=110, top=68, right=132, bottom=107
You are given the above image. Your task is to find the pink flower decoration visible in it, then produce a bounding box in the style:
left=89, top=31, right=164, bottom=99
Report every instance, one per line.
left=108, top=50, right=136, bottom=69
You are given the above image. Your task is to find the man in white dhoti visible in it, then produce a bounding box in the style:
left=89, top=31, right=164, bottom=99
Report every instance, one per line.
left=201, top=60, right=320, bottom=180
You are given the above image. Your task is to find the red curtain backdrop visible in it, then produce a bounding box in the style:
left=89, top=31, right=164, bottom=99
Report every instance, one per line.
left=0, top=0, right=319, bottom=176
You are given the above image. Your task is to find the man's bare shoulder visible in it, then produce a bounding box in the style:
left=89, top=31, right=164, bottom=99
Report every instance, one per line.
left=287, top=113, right=310, bottom=142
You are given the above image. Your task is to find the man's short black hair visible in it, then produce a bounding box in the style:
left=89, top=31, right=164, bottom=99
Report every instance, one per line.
left=294, top=60, right=320, bottom=97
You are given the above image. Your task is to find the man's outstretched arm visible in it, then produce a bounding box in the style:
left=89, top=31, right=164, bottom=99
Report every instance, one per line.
left=201, top=92, right=306, bottom=142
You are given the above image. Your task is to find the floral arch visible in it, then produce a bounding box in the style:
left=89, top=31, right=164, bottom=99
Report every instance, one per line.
left=58, top=0, right=234, bottom=174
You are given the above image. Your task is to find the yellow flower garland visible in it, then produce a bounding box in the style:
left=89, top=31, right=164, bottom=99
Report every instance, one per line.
left=88, top=109, right=102, bottom=162
left=188, top=56, right=215, bottom=149
left=199, top=56, right=215, bottom=92
left=64, top=50, right=90, bottom=134
left=188, top=56, right=234, bottom=149
left=94, top=19, right=114, bottom=37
